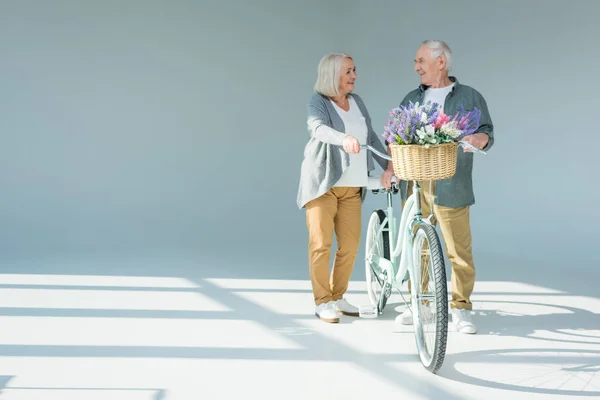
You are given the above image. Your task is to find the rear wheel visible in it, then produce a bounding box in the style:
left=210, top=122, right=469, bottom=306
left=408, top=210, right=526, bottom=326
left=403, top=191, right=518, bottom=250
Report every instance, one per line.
left=365, top=210, right=391, bottom=313
left=411, top=224, right=448, bottom=373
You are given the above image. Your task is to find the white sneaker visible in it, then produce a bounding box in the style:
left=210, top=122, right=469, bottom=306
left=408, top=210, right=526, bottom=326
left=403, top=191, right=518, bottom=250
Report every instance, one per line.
left=334, top=298, right=359, bottom=316
left=452, top=308, right=477, bottom=334
left=396, top=308, right=413, bottom=325
left=395, top=303, right=434, bottom=325
left=315, top=302, right=339, bottom=323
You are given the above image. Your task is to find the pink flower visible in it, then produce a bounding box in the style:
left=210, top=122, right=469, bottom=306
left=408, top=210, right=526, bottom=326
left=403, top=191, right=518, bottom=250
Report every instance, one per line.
left=434, top=110, right=450, bottom=130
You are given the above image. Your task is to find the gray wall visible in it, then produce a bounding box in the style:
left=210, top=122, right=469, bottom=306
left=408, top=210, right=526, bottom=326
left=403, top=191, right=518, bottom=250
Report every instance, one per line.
left=0, top=0, right=342, bottom=260
left=0, top=1, right=598, bottom=271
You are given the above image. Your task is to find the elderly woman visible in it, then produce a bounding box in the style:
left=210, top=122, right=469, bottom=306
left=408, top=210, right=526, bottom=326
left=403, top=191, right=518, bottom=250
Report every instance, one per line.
left=297, top=53, right=393, bottom=323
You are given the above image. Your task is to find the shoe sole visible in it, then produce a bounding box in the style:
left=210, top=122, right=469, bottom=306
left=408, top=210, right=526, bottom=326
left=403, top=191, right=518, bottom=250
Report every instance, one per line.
left=337, top=310, right=359, bottom=317
left=315, top=312, right=339, bottom=323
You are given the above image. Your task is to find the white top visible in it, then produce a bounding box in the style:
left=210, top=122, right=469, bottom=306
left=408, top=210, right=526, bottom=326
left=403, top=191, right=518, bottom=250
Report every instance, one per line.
left=330, top=96, right=368, bottom=188
left=423, top=83, right=455, bottom=110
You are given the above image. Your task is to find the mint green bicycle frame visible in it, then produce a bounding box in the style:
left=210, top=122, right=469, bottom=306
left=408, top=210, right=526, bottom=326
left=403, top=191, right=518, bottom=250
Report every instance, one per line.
left=361, top=142, right=485, bottom=293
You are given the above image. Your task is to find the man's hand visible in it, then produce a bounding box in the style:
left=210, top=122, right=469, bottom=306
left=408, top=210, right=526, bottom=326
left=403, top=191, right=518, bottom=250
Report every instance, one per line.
left=461, top=133, right=489, bottom=152
left=381, top=169, right=395, bottom=189
left=342, top=135, right=360, bottom=154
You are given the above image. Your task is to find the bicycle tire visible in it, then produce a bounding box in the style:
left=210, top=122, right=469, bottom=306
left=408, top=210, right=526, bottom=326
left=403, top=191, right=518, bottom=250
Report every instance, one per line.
left=411, top=223, right=448, bottom=373
left=365, top=209, right=391, bottom=312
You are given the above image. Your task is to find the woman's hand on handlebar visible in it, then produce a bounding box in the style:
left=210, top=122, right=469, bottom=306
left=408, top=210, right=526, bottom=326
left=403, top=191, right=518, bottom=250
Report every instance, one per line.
left=342, top=136, right=360, bottom=154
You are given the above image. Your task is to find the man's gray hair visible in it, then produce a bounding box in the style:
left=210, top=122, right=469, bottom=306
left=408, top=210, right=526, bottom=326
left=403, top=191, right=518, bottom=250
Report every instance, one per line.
left=421, top=40, right=452, bottom=71
left=314, top=53, right=352, bottom=97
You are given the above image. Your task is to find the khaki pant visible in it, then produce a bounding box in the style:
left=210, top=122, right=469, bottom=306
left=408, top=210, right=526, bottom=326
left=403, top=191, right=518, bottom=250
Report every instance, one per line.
left=407, top=181, right=475, bottom=310
left=305, top=187, right=362, bottom=305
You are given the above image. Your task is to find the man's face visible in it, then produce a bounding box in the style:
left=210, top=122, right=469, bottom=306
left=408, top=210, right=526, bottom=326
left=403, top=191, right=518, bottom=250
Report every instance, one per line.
left=414, top=45, right=443, bottom=86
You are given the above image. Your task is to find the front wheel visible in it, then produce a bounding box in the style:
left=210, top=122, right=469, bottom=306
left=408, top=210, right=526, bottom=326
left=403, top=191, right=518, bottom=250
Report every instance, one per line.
left=365, top=209, right=391, bottom=313
left=411, top=224, right=448, bottom=373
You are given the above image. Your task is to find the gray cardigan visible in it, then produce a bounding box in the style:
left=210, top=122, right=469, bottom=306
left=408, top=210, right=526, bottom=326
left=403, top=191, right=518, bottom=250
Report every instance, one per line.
left=297, top=92, right=388, bottom=209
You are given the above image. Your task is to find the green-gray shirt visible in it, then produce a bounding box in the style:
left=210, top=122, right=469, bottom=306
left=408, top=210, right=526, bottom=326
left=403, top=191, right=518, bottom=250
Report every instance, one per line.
left=399, top=76, right=495, bottom=208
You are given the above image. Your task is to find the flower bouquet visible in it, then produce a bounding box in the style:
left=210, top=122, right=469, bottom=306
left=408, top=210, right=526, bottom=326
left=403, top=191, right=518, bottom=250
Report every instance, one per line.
left=382, top=101, right=482, bottom=181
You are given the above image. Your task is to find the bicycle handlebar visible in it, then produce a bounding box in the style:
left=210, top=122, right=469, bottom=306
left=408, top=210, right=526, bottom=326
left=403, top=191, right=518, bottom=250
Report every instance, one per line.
left=360, top=141, right=487, bottom=160
left=359, top=145, right=393, bottom=160
left=458, top=141, right=487, bottom=154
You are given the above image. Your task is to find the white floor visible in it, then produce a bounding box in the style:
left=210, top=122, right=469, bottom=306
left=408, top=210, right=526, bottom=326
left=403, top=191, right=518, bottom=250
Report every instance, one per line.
left=0, top=254, right=598, bottom=400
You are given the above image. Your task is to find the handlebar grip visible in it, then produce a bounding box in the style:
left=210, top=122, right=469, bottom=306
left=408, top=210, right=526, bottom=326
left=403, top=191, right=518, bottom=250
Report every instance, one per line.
left=458, top=141, right=487, bottom=155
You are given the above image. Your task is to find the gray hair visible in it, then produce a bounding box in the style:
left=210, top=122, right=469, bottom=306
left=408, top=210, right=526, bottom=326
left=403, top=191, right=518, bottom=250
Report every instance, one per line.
left=313, top=53, right=352, bottom=97
left=421, top=40, right=452, bottom=71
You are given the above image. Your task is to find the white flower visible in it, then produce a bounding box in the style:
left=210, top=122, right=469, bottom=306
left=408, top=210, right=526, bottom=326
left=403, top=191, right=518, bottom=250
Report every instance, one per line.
left=420, top=112, right=428, bottom=123
left=440, top=122, right=461, bottom=138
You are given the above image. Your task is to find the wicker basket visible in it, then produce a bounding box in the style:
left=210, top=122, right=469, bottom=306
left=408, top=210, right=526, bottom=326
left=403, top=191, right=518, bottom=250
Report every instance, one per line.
left=390, top=142, right=458, bottom=181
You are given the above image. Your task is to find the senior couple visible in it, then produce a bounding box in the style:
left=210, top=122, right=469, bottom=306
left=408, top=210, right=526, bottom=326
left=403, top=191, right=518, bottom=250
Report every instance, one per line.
left=296, top=40, right=494, bottom=334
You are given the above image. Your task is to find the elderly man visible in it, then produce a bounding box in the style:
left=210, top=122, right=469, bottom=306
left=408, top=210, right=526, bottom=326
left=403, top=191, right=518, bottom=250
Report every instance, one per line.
left=391, top=40, right=494, bottom=334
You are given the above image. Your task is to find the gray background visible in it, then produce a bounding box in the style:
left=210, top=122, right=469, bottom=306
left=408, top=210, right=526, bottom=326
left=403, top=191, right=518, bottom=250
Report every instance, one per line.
left=0, top=0, right=598, bottom=278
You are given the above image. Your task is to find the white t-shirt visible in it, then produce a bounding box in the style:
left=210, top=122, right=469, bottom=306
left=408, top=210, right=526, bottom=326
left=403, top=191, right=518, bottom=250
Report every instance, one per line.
left=423, top=83, right=455, bottom=110
left=331, top=96, right=368, bottom=188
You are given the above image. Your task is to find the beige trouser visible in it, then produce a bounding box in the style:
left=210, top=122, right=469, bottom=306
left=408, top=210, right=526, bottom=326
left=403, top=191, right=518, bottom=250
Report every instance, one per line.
left=305, top=187, right=362, bottom=305
left=407, top=181, right=475, bottom=310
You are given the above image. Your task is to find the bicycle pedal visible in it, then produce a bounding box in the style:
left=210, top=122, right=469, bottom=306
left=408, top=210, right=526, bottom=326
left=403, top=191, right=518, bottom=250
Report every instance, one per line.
left=359, top=305, right=377, bottom=318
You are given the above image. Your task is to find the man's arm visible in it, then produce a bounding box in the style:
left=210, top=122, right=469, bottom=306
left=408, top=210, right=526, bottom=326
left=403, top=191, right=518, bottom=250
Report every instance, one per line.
left=460, top=90, right=494, bottom=152
left=474, top=91, right=494, bottom=152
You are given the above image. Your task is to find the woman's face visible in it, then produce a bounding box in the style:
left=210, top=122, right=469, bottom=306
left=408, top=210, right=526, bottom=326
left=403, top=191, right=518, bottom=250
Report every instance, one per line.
left=338, top=57, right=356, bottom=96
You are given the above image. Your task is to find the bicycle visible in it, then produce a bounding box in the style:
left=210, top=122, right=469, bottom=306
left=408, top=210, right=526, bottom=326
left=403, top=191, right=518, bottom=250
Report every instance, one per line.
left=361, top=141, right=485, bottom=373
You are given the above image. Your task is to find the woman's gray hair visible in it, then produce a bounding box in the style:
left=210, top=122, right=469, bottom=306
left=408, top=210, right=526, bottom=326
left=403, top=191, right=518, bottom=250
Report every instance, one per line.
left=314, top=53, right=352, bottom=97
left=421, top=40, right=452, bottom=71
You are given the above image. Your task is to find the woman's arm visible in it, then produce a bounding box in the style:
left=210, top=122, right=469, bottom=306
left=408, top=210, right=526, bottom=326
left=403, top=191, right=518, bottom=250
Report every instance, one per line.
left=306, top=99, right=347, bottom=146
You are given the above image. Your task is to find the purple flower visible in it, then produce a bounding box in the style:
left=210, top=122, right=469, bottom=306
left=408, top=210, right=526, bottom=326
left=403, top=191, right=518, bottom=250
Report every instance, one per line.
left=383, top=100, right=481, bottom=145
left=452, top=106, right=481, bottom=139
